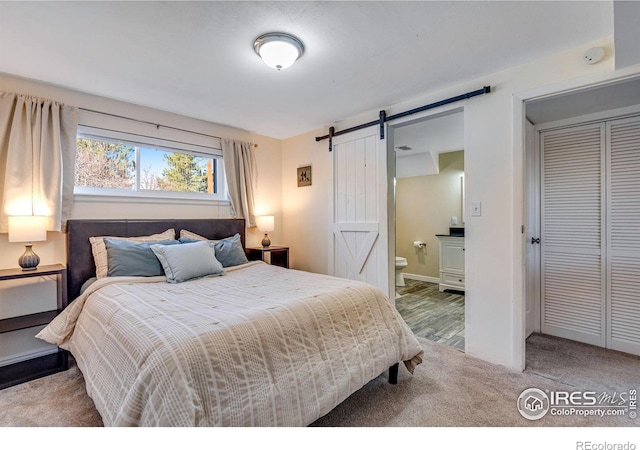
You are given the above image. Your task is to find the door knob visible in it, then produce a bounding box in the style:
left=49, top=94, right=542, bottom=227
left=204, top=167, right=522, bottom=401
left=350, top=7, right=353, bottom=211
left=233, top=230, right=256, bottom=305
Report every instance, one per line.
left=531, top=237, right=541, bottom=244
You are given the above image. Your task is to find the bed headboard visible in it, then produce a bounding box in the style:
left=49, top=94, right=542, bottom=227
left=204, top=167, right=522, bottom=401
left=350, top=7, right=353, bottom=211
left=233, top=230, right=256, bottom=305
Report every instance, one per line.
left=66, top=218, right=246, bottom=302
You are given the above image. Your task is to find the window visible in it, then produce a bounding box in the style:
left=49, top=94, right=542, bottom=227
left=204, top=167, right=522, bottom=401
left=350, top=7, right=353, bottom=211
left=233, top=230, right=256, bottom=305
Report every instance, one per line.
left=74, top=128, right=226, bottom=203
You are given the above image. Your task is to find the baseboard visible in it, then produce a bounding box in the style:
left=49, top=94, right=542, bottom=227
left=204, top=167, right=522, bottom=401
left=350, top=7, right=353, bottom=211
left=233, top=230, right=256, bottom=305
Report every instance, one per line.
left=403, top=273, right=439, bottom=284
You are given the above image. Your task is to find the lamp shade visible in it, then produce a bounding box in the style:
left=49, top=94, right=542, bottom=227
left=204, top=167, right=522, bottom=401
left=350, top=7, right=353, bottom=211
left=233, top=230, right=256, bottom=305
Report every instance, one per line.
left=256, top=215, right=275, bottom=232
left=8, top=216, right=47, bottom=243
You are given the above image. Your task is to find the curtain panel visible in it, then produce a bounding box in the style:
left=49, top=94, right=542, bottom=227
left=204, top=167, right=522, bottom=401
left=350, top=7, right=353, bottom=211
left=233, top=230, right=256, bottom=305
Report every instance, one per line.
left=0, top=92, right=79, bottom=233
left=221, top=138, right=257, bottom=227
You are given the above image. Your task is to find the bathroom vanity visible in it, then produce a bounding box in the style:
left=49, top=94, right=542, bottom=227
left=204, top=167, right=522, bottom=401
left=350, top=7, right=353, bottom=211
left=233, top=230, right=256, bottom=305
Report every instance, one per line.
left=436, top=229, right=465, bottom=293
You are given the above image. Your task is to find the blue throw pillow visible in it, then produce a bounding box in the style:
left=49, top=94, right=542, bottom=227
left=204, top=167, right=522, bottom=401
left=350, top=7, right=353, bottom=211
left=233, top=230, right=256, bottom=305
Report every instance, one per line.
left=105, top=238, right=180, bottom=277
left=179, top=233, right=249, bottom=267
left=150, top=240, right=225, bottom=283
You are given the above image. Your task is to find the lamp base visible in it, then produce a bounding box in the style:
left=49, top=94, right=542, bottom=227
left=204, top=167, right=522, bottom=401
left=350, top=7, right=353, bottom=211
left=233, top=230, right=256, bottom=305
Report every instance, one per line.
left=261, top=233, right=271, bottom=247
left=18, top=244, right=40, bottom=271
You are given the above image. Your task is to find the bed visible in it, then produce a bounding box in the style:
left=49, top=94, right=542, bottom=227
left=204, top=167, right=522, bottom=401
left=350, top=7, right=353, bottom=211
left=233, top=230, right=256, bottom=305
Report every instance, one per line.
left=37, top=218, right=423, bottom=427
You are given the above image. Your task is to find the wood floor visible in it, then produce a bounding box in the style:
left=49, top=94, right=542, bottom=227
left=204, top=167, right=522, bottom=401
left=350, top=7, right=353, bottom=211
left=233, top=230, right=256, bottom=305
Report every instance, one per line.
left=395, top=279, right=465, bottom=350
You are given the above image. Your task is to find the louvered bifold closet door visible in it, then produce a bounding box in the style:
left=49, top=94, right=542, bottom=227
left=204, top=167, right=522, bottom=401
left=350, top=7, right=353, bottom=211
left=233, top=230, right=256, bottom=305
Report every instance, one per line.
left=541, top=123, right=606, bottom=347
left=607, top=116, right=640, bottom=356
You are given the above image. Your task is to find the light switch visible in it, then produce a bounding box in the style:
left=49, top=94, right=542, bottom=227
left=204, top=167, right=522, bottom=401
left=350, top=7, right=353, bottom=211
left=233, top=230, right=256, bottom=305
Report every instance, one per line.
left=451, top=217, right=458, bottom=226
left=471, top=201, right=481, bottom=217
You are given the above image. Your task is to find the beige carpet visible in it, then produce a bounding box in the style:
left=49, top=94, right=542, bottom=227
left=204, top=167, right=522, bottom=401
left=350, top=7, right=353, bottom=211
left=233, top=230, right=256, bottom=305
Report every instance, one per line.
left=1, top=334, right=638, bottom=427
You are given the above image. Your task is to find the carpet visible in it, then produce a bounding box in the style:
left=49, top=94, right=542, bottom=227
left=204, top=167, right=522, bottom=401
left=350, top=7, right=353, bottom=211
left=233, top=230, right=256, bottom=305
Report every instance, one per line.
left=0, top=334, right=638, bottom=427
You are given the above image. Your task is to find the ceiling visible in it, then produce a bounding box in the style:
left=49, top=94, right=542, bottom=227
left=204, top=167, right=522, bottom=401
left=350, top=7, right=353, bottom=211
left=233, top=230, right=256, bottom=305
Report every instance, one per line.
left=0, top=1, right=614, bottom=140
left=394, top=110, right=464, bottom=157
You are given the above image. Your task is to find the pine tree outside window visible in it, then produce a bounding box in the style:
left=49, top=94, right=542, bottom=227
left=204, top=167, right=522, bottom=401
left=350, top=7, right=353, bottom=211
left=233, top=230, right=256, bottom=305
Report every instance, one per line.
left=74, top=131, right=225, bottom=202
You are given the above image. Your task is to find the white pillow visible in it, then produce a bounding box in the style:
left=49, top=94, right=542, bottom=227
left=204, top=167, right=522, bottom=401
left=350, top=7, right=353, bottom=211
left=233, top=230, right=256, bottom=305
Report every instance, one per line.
left=151, top=240, right=225, bottom=283
left=179, top=229, right=208, bottom=240
left=90, top=229, right=175, bottom=279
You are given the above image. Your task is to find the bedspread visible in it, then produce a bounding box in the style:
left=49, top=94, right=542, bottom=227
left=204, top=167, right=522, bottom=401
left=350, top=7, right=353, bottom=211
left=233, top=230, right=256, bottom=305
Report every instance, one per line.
left=37, top=261, right=423, bottom=426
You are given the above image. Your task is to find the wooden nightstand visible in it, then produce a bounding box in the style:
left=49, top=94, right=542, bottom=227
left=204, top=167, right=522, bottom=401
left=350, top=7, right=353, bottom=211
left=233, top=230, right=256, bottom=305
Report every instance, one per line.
left=0, top=264, right=69, bottom=390
left=246, top=246, right=289, bottom=269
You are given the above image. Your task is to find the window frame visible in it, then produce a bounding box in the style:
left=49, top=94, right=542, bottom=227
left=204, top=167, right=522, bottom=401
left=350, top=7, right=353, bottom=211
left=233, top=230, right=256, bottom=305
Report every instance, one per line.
left=74, top=126, right=228, bottom=205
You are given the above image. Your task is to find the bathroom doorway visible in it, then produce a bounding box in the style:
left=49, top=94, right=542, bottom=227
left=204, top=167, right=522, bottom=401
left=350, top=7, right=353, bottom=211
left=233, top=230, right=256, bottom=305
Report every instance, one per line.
left=391, top=109, right=466, bottom=350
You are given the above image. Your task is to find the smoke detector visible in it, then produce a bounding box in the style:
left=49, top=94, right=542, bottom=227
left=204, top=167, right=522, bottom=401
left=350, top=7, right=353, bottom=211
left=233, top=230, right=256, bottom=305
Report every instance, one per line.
left=395, top=145, right=412, bottom=151
left=583, top=47, right=604, bottom=65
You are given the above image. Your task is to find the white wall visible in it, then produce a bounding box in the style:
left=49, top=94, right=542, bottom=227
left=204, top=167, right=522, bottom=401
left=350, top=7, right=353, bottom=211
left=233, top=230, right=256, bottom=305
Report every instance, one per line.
left=281, top=37, right=623, bottom=370
left=0, top=73, right=283, bottom=270
left=396, top=151, right=439, bottom=178
left=281, top=131, right=329, bottom=273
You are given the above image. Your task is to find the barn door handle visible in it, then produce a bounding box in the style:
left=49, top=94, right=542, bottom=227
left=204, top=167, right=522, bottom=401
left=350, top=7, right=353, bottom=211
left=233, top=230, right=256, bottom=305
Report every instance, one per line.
left=531, top=237, right=541, bottom=244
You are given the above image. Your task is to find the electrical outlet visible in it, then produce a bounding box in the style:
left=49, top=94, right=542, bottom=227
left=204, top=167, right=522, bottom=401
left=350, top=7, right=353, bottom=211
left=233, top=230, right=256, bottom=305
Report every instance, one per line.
left=471, top=201, right=481, bottom=217
left=451, top=217, right=458, bottom=226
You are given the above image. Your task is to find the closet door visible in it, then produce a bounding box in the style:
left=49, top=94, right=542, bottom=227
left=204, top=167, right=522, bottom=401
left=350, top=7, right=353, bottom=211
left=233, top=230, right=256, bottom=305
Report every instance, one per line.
left=607, top=116, right=640, bottom=355
left=541, top=123, right=606, bottom=347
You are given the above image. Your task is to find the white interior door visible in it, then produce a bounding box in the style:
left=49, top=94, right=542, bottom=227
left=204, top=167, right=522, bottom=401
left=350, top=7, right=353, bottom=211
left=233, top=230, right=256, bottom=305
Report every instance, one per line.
left=540, top=116, right=640, bottom=357
left=524, top=120, right=540, bottom=338
left=540, top=123, right=607, bottom=347
left=329, top=126, right=389, bottom=298
left=607, top=116, right=640, bottom=355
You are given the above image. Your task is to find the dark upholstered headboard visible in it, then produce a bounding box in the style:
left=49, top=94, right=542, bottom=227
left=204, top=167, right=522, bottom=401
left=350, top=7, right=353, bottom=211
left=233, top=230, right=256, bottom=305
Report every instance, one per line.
left=66, top=219, right=246, bottom=302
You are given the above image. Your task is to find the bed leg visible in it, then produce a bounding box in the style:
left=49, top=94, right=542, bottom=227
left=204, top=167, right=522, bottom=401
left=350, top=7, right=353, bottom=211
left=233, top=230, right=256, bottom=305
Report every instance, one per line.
left=389, top=363, right=399, bottom=384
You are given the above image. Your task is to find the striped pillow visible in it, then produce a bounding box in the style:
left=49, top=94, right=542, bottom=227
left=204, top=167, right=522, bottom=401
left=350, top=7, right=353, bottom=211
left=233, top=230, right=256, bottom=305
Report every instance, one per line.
left=90, top=229, right=175, bottom=278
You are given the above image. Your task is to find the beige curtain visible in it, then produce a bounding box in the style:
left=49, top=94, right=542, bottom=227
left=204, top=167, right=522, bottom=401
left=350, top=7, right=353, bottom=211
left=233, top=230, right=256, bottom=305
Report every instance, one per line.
left=0, top=92, right=79, bottom=232
left=221, top=138, right=257, bottom=227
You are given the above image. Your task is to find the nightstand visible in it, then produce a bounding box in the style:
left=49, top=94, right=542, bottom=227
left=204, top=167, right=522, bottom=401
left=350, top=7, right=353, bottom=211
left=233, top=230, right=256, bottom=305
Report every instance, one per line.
left=246, top=246, right=289, bottom=269
left=0, top=264, right=69, bottom=390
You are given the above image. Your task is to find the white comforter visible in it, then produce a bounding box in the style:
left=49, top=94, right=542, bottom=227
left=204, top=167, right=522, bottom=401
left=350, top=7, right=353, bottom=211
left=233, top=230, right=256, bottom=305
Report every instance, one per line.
left=38, top=261, right=423, bottom=426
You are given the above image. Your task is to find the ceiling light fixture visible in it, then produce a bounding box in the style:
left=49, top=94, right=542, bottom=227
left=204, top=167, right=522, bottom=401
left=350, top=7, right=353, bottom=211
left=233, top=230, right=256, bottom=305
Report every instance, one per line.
left=254, top=32, right=304, bottom=70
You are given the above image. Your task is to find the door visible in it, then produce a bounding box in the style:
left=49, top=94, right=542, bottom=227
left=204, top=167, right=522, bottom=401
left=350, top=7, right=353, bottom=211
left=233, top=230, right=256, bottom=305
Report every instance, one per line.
left=607, top=116, right=640, bottom=355
left=329, top=126, right=389, bottom=298
left=540, top=116, right=640, bottom=356
left=540, top=123, right=607, bottom=347
left=524, top=120, right=540, bottom=338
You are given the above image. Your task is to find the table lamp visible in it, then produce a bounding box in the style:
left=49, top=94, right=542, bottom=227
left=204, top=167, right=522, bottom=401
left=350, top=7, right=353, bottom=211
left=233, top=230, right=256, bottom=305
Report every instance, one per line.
left=8, top=215, right=47, bottom=271
left=256, top=215, right=274, bottom=247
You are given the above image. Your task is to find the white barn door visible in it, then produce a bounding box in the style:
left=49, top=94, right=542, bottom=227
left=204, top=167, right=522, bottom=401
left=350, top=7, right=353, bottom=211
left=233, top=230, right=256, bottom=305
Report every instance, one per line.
left=329, top=127, right=389, bottom=298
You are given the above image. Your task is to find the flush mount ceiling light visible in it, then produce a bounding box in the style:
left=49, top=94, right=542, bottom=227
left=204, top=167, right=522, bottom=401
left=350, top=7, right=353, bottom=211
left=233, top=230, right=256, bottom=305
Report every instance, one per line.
left=253, top=32, right=304, bottom=70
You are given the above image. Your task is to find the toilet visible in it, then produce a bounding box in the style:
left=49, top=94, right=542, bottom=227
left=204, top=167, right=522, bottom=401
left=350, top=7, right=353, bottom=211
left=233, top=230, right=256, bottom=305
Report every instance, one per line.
left=395, top=256, right=408, bottom=287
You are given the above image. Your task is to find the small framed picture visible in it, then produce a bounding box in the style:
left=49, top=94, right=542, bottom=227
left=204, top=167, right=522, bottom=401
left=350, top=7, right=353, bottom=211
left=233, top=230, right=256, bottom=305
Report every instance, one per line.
left=297, top=165, right=312, bottom=187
